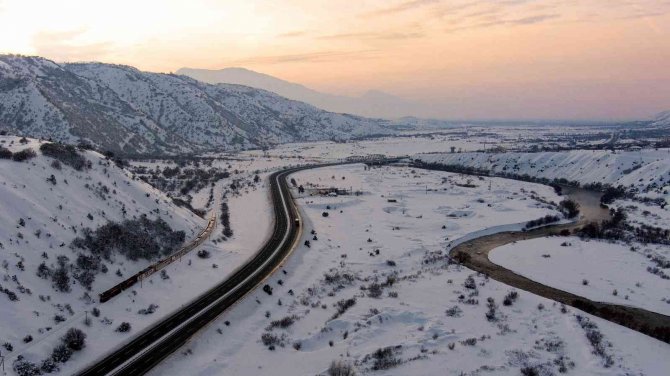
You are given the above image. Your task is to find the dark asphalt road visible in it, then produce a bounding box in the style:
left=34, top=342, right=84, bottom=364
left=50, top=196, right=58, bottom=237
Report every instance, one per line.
left=77, top=165, right=311, bottom=376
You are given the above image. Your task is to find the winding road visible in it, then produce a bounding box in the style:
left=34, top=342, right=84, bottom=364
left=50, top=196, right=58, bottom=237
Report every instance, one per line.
left=438, top=176, right=670, bottom=343
left=77, top=165, right=312, bottom=376
left=78, top=160, right=668, bottom=376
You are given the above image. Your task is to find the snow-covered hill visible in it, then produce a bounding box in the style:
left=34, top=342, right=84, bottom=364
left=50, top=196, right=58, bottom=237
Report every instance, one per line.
left=415, top=149, right=670, bottom=197
left=0, top=55, right=390, bottom=156
left=652, top=110, right=670, bottom=128
left=0, top=136, right=204, bottom=373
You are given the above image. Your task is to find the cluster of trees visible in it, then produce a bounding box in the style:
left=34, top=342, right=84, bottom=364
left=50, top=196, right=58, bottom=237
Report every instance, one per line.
left=13, top=328, right=86, bottom=376
left=7, top=148, right=36, bottom=162
left=72, top=215, right=185, bottom=261
left=40, top=142, right=89, bottom=171
left=559, top=199, right=580, bottom=219
left=410, top=160, right=636, bottom=199
left=220, top=201, right=232, bottom=238
left=579, top=208, right=669, bottom=245
left=133, top=164, right=230, bottom=197
left=524, top=214, right=561, bottom=230
left=600, top=186, right=628, bottom=205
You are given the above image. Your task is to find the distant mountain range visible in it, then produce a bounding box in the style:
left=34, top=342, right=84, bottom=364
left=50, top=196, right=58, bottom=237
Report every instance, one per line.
left=0, top=55, right=391, bottom=155
left=177, top=67, right=428, bottom=119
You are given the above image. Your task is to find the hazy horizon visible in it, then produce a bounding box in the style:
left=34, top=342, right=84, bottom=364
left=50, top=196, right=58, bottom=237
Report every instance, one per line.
left=1, top=0, right=669, bottom=120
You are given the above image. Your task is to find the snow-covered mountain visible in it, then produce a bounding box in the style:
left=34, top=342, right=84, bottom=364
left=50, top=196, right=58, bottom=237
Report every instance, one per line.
left=652, top=110, right=670, bottom=128
left=0, top=56, right=390, bottom=155
left=177, top=67, right=425, bottom=119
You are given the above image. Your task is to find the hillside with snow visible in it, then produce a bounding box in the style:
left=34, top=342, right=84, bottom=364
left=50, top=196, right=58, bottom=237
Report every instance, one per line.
left=0, top=136, right=210, bottom=373
left=415, top=149, right=670, bottom=198
left=652, top=110, right=670, bottom=128
left=0, top=55, right=390, bottom=156
left=177, top=67, right=424, bottom=119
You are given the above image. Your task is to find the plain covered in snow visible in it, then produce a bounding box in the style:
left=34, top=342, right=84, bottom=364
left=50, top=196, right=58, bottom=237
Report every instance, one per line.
left=149, top=164, right=669, bottom=376
left=489, top=236, right=670, bottom=316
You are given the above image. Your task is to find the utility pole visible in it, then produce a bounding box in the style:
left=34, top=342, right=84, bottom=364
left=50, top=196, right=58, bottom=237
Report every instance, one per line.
left=1, top=350, right=4, bottom=373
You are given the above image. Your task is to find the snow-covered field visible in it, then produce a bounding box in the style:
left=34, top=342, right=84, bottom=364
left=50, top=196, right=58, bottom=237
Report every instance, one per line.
left=150, top=164, right=669, bottom=376
left=490, top=237, right=670, bottom=316
left=416, top=149, right=670, bottom=198
left=612, top=199, right=670, bottom=230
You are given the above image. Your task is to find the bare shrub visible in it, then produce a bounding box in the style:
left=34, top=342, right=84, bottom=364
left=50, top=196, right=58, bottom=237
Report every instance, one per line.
left=328, top=360, right=356, bottom=376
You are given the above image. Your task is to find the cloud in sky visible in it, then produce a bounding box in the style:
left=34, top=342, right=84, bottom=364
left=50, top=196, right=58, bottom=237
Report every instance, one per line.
left=227, top=49, right=381, bottom=65
left=367, top=0, right=441, bottom=16
left=0, top=0, right=668, bottom=119
left=278, top=30, right=307, bottom=38
left=32, top=29, right=113, bottom=62
left=317, top=31, right=423, bottom=41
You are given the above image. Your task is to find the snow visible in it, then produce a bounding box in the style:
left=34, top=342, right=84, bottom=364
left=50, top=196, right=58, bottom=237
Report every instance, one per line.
left=149, top=164, right=669, bottom=376
left=489, top=236, right=670, bottom=316
left=0, top=136, right=284, bottom=375
left=416, top=148, right=670, bottom=198
left=612, top=198, right=670, bottom=229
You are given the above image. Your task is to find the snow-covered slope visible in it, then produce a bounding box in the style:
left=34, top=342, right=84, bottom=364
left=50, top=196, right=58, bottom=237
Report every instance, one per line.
left=0, top=55, right=390, bottom=155
left=416, top=149, right=670, bottom=196
left=652, top=110, right=670, bottom=128
left=0, top=136, right=204, bottom=373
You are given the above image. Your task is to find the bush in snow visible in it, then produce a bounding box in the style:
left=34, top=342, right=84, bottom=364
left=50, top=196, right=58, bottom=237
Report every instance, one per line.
left=72, top=215, right=185, bottom=261
left=0, top=146, right=12, bottom=159
left=52, top=263, right=71, bottom=293
left=370, top=346, right=402, bottom=371
left=74, top=253, right=101, bottom=290
left=445, top=306, right=463, bottom=317
left=61, top=328, right=86, bottom=351
left=463, top=275, right=477, bottom=289
left=197, top=249, right=211, bottom=259
left=116, top=322, right=132, bottom=333
left=328, top=360, right=356, bottom=376
left=39, top=142, right=88, bottom=171
left=13, top=358, right=41, bottom=376
left=266, top=315, right=298, bottom=330
left=367, top=283, right=383, bottom=298
left=11, top=148, right=36, bottom=162
left=575, top=315, right=614, bottom=367
left=559, top=199, right=580, bottom=218
left=332, top=297, right=357, bottom=320
left=36, top=262, right=52, bottom=280
left=40, top=358, right=59, bottom=373
left=51, top=343, right=72, bottom=363
left=503, top=291, right=519, bottom=306
left=485, top=297, right=498, bottom=322
left=138, top=304, right=159, bottom=315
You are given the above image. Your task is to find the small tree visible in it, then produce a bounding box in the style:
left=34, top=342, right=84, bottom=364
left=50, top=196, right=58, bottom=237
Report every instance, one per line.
left=0, top=146, right=12, bottom=159
left=11, top=148, right=36, bottom=162
left=328, top=360, right=356, bottom=376
left=116, top=322, right=131, bottom=333
left=61, top=328, right=86, bottom=351
left=51, top=343, right=73, bottom=363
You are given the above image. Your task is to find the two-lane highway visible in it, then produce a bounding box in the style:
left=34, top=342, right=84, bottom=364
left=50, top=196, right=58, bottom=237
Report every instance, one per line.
left=77, top=165, right=312, bottom=376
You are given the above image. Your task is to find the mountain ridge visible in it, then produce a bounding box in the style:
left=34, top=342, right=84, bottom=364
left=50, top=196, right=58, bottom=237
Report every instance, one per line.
left=177, top=66, right=422, bottom=119
left=0, top=55, right=391, bottom=155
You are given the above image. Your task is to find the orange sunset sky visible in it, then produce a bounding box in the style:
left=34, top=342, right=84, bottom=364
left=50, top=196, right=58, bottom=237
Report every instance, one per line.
left=1, top=0, right=669, bottom=120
